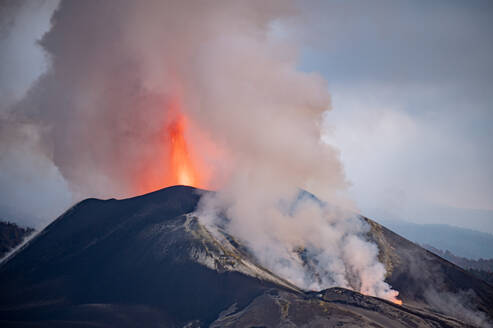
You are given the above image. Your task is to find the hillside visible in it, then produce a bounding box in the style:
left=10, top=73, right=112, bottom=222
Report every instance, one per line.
left=0, top=186, right=491, bottom=327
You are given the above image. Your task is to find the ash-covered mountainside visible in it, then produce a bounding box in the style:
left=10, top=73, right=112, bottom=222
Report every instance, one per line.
left=0, top=186, right=491, bottom=327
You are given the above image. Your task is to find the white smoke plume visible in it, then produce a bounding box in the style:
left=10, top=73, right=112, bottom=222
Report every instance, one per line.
left=0, top=0, right=400, bottom=301
left=198, top=191, right=400, bottom=301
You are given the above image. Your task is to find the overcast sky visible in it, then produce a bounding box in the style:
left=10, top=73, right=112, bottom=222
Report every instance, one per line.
left=1, top=0, right=492, bottom=233
left=293, top=0, right=493, bottom=233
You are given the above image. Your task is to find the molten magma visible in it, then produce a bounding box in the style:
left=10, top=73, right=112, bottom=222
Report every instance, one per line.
left=167, top=114, right=200, bottom=187
left=136, top=98, right=213, bottom=194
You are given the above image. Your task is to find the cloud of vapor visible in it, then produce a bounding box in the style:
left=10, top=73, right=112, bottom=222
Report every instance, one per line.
left=0, top=0, right=60, bottom=108
left=1, top=0, right=399, bottom=300
left=198, top=192, right=400, bottom=301
left=0, top=118, right=71, bottom=228
left=0, top=0, right=69, bottom=228
left=292, top=0, right=493, bottom=234
left=424, top=289, right=492, bottom=328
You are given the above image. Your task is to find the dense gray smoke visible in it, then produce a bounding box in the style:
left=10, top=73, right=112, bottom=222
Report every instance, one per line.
left=0, top=0, right=401, bottom=301
left=0, top=0, right=68, bottom=228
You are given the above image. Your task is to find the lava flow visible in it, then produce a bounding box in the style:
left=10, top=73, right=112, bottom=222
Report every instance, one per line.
left=393, top=298, right=403, bottom=306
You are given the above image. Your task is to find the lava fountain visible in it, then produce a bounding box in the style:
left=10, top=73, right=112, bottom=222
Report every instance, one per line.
left=137, top=97, right=210, bottom=194
left=167, top=113, right=199, bottom=187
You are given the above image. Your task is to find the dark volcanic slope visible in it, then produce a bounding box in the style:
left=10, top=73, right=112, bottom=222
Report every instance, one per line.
left=366, top=218, right=493, bottom=323
left=0, top=186, right=278, bottom=327
left=0, top=186, right=491, bottom=327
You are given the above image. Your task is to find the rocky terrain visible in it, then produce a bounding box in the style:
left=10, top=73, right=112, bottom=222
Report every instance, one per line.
left=0, top=186, right=491, bottom=327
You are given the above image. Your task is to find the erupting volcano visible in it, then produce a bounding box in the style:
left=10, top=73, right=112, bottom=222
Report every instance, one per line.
left=2, top=0, right=492, bottom=326
left=2, top=186, right=492, bottom=328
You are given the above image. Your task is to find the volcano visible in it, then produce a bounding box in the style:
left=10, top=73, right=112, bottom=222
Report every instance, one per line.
left=0, top=186, right=492, bottom=327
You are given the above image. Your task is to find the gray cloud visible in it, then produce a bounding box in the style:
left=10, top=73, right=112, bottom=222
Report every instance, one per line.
left=0, top=0, right=67, bottom=228
left=0, top=0, right=59, bottom=109
left=290, top=0, right=493, bottom=232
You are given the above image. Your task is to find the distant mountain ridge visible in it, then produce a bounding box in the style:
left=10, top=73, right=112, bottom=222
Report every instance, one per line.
left=422, top=244, right=493, bottom=286
left=422, top=245, right=493, bottom=271
left=377, top=219, right=493, bottom=260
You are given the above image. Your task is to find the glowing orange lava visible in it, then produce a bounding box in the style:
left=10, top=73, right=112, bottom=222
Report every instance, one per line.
left=167, top=114, right=200, bottom=187
left=136, top=96, right=213, bottom=194
left=392, top=298, right=403, bottom=306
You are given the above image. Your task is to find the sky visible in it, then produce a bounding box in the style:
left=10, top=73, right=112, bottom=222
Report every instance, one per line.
left=294, top=0, right=493, bottom=233
left=0, top=0, right=492, bottom=233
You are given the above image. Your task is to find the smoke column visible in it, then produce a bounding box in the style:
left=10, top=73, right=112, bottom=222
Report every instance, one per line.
left=0, top=0, right=69, bottom=228
left=0, top=0, right=400, bottom=301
